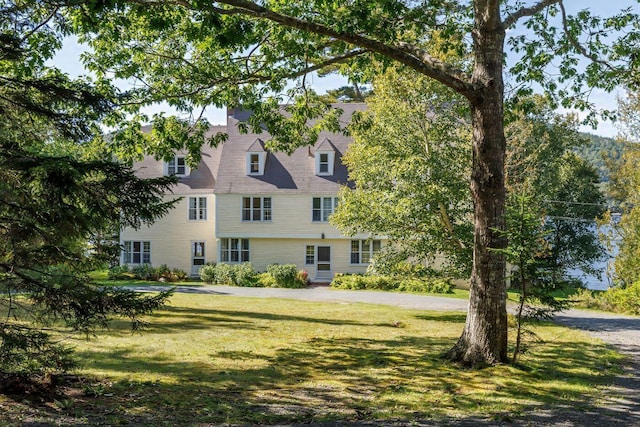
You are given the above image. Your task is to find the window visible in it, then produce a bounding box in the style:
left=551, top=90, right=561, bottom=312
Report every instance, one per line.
left=305, top=245, right=315, bottom=265
left=220, top=238, right=250, bottom=263
left=188, top=197, right=207, bottom=220
left=123, top=241, right=151, bottom=264
left=350, top=239, right=381, bottom=264
left=250, top=154, right=260, bottom=173
left=242, top=197, right=272, bottom=221
left=166, top=156, right=188, bottom=176
left=312, top=197, right=339, bottom=222
left=319, top=153, right=329, bottom=174
left=246, top=152, right=265, bottom=175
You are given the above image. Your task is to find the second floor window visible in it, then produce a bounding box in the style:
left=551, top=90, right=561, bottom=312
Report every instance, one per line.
left=189, top=197, right=207, bottom=220
left=319, top=153, right=329, bottom=174
left=167, top=156, right=188, bottom=176
left=242, top=197, right=272, bottom=221
left=312, top=197, right=338, bottom=222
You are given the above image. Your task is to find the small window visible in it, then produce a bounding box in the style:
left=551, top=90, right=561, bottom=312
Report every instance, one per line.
left=166, top=156, right=188, bottom=176
left=220, top=238, right=250, bottom=263
left=315, top=151, right=334, bottom=176
left=246, top=152, right=265, bottom=175
left=305, top=245, right=315, bottom=265
left=123, top=241, right=151, bottom=264
left=188, top=197, right=207, bottom=220
left=250, top=154, right=260, bottom=173
left=350, top=239, right=381, bottom=264
left=242, top=197, right=272, bottom=222
left=312, top=197, right=339, bottom=222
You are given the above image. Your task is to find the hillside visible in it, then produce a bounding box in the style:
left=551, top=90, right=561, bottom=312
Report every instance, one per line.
left=574, top=133, right=627, bottom=182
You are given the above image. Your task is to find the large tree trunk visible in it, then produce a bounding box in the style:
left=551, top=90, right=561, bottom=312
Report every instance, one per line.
left=446, top=0, right=509, bottom=366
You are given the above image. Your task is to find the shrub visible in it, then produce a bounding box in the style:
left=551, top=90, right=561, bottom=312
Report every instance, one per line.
left=256, top=272, right=277, bottom=287
left=603, top=282, right=640, bottom=315
left=108, top=264, right=188, bottom=282
left=266, top=264, right=299, bottom=288
left=200, top=263, right=217, bottom=283
left=107, top=264, right=134, bottom=280
left=234, top=263, right=259, bottom=287
left=330, top=274, right=454, bottom=294
left=200, top=263, right=258, bottom=286
left=397, top=277, right=455, bottom=293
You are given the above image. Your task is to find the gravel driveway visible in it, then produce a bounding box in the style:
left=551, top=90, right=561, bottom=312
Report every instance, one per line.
left=131, top=284, right=640, bottom=426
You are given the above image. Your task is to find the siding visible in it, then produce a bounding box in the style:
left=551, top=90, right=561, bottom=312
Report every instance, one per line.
left=216, top=193, right=371, bottom=239
left=244, top=238, right=370, bottom=280
left=120, top=194, right=216, bottom=273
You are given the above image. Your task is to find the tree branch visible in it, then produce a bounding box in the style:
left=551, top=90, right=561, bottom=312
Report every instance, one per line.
left=558, top=1, right=617, bottom=73
left=502, top=0, right=561, bottom=29
left=126, top=0, right=476, bottom=97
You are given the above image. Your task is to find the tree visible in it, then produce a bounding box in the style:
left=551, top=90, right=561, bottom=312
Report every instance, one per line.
left=68, top=1, right=638, bottom=366
left=506, top=97, right=607, bottom=286
left=332, top=65, right=473, bottom=278
left=607, top=93, right=640, bottom=286
left=0, top=4, right=176, bottom=378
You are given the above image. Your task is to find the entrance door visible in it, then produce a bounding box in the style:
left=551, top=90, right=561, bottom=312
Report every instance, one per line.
left=316, top=246, right=331, bottom=280
left=191, top=241, right=206, bottom=276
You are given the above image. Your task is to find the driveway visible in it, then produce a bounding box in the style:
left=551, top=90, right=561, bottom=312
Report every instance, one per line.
left=130, top=284, right=640, bottom=426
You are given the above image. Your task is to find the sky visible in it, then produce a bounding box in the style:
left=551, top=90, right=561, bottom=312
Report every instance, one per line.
left=52, top=0, right=640, bottom=138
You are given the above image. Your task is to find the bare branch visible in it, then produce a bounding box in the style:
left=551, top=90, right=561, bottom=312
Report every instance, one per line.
left=502, top=0, right=560, bottom=29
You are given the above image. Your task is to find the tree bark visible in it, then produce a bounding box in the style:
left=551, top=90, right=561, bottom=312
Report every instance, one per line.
left=446, top=0, right=509, bottom=366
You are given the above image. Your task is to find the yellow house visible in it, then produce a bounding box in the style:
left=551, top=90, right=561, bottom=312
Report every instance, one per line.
left=120, top=104, right=382, bottom=282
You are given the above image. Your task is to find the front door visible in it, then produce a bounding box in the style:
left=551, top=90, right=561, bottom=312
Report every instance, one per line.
left=316, top=246, right=331, bottom=280
left=191, top=241, right=206, bottom=276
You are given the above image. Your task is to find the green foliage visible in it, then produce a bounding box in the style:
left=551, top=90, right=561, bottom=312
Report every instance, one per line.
left=330, top=274, right=454, bottom=294
left=199, top=263, right=259, bottom=287
left=573, top=283, right=640, bottom=315
left=496, top=193, right=570, bottom=363
left=573, top=133, right=627, bottom=182
left=333, top=65, right=473, bottom=278
left=266, top=264, right=300, bottom=288
left=0, top=4, right=175, bottom=377
left=109, top=264, right=187, bottom=282
left=506, top=96, right=607, bottom=285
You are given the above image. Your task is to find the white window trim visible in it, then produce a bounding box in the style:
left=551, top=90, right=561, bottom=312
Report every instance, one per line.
left=246, top=152, right=265, bottom=176
left=188, top=196, right=208, bottom=221
left=219, top=238, right=250, bottom=263
left=350, top=239, right=382, bottom=265
left=122, top=240, right=151, bottom=265
left=241, top=196, right=272, bottom=222
left=164, top=155, right=190, bottom=177
left=312, top=196, right=339, bottom=222
left=315, top=151, right=335, bottom=176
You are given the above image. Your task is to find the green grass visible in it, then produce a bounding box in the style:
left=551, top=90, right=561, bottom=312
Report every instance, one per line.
left=0, top=293, right=623, bottom=425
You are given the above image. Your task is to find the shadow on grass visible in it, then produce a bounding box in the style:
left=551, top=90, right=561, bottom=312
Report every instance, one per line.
left=9, top=340, right=622, bottom=424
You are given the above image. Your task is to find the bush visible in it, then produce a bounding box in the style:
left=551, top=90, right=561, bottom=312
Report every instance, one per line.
left=108, top=264, right=188, bottom=282
left=603, top=282, right=640, bottom=315
left=330, top=273, right=454, bottom=294
left=397, top=277, right=454, bottom=293
left=266, top=264, right=299, bottom=288
left=256, top=272, right=277, bottom=287
left=199, top=263, right=259, bottom=286
left=199, top=263, right=217, bottom=284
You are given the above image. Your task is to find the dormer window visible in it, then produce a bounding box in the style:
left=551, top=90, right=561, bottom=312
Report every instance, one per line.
left=165, top=155, right=189, bottom=177
left=246, top=138, right=266, bottom=176
left=315, top=138, right=335, bottom=176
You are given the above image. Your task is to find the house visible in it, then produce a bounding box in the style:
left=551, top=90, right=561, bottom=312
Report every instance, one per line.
left=119, top=103, right=383, bottom=281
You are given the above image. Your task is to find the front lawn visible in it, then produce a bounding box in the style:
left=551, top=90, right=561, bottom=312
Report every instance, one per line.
left=0, top=293, right=623, bottom=426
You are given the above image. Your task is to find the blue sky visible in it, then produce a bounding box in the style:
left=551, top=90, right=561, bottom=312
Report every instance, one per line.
left=52, top=1, right=639, bottom=137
